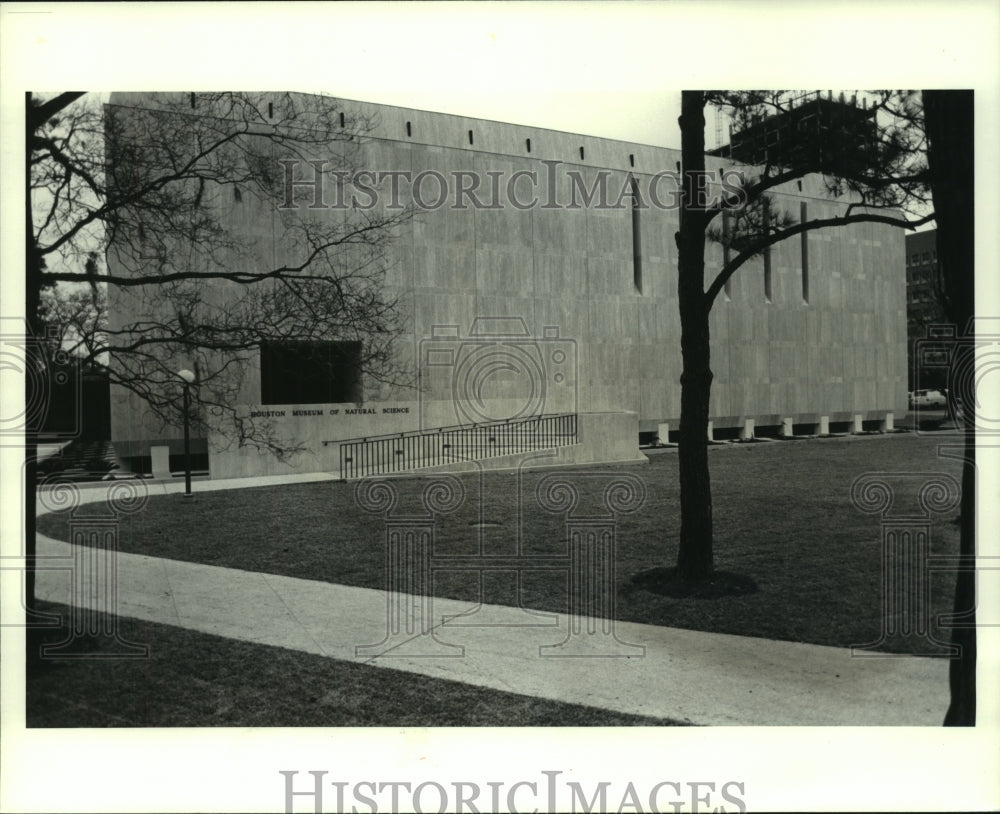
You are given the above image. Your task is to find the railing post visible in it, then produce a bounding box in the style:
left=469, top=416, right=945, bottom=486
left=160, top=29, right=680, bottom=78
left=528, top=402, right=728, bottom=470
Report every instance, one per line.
left=332, top=412, right=578, bottom=479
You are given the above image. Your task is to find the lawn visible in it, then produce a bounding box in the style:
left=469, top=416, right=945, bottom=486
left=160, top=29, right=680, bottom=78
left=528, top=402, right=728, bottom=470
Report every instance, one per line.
left=37, top=433, right=966, bottom=653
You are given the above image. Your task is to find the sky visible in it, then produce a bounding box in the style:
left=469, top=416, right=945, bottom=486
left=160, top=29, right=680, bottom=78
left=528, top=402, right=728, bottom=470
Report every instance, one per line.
left=7, top=3, right=994, bottom=149
left=6, top=3, right=945, bottom=151
left=230, top=4, right=688, bottom=147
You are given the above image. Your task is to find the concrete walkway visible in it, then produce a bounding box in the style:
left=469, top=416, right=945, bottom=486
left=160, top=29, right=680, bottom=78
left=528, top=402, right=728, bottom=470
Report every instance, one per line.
left=34, top=476, right=950, bottom=726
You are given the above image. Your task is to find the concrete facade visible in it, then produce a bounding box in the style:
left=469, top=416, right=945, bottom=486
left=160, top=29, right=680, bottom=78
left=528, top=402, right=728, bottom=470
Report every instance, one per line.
left=107, top=92, right=908, bottom=479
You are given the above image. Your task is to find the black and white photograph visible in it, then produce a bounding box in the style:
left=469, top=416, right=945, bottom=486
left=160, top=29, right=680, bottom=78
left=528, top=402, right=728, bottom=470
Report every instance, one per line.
left=2, top=3, right=998, bottom=812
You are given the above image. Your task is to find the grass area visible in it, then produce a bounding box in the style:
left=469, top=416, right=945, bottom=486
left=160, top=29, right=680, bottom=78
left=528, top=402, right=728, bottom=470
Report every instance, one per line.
left=38, top=433, right=965, bottom=653
left=26, top=601, right=686, bottom=727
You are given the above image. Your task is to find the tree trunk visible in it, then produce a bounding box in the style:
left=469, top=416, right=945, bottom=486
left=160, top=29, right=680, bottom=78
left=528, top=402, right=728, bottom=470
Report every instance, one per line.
left=24, top=93, right=85, bottom=625
left=943, top=429, right=976, bottom=726
left=924, top=89, right=976, bottom=726
left=25, top=92, right=40, bottom=617
left=675, top=91, right=715, bottom=580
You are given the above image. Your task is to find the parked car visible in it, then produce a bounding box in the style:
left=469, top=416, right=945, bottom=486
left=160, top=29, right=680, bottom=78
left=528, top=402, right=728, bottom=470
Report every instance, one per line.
left=909, top=388, right=948, bottom=409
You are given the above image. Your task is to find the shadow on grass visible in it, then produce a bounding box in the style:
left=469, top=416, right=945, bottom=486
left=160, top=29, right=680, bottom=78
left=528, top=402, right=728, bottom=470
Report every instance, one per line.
left=630, top=567, right=758, bottom=599
left=25, top=601, right=690, bottom=727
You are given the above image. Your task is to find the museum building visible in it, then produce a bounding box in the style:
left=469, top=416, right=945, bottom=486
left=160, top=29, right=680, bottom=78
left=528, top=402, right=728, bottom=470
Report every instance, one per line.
left=106, top=92, right=907, bottom=480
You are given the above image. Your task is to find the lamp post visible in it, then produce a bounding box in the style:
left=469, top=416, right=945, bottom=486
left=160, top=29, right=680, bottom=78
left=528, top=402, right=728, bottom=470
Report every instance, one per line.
left=177, top=369, right=196, bottom=496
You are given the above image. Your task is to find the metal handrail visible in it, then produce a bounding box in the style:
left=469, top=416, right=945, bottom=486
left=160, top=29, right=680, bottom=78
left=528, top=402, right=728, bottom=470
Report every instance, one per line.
left=322, top=412, right=576, bottom=447
left=331, top=413, right=578, bottom=479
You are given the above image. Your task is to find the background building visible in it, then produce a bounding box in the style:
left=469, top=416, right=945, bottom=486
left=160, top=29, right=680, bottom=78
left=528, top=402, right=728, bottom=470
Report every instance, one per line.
left=905, top=229, right=947, bottom=389
left=107, top=93, right=908, bottom=480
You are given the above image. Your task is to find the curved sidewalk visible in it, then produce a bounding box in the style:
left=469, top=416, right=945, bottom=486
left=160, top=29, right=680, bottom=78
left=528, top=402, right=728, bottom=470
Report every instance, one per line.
left=34, top=475, right=950, bottom=727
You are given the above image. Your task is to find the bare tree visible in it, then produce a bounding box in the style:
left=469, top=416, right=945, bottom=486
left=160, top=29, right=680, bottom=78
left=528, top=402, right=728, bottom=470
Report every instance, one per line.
left=31, top=92, right=411, bottom=449
left=25, top=91, right=413, bottom=608
left=674, top=90, right=934, bottom=581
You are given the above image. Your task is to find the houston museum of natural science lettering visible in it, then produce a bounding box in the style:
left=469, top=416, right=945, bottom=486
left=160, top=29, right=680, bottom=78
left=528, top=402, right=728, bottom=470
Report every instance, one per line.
left=108, top=92, right=906, bottom=481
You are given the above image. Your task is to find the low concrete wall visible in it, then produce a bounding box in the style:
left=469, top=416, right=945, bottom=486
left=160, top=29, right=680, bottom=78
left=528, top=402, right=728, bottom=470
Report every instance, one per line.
left=208, top=437, right=340, bottom=481
left=558, top=410, right=646, bottom=467
left=208, top=411, right=644, bottom=480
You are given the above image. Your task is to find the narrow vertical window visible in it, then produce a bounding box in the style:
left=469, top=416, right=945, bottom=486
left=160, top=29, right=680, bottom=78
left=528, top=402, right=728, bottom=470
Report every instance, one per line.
left=800, top=201, right=810, bottom=303
left=526, top=138, right=531, bottom=153
left=468, top=129, right=474, bottom=145
left=763, top=198, right=772, bottom=302
left=722, top=210, right=732, bottom=299
left=630, top=176, right=643, bottom=293
left=406, top=121, right=412, bottom=137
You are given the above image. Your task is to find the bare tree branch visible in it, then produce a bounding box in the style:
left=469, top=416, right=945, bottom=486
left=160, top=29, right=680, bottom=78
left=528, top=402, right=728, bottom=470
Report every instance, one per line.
left=28, top=91, right=413, bottom=459
left=705, top=209, right=934, bottom=308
